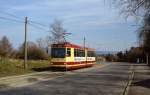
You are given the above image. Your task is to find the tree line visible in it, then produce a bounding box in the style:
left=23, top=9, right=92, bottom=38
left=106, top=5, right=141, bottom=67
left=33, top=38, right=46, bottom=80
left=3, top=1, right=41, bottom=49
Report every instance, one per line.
left=116, top=47, right=145, bottom=63
left=0, top=36, right=49, bottom=60
left=99, top=46, right=145, bottom=63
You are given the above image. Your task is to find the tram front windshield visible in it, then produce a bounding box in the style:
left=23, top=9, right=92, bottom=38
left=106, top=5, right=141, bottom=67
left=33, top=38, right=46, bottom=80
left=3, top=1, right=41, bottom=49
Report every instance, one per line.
left=51, top=48, right=65, bottom=58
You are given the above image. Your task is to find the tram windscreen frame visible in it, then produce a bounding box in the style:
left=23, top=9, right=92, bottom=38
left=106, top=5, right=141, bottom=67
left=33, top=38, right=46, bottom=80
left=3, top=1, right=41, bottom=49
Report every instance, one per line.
left=51, top=48, right=66, bottom=58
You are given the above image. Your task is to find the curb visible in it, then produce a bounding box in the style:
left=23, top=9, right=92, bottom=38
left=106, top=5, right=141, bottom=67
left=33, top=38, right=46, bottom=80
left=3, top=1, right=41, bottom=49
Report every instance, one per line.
left=121, top=65, right=135, bottom=95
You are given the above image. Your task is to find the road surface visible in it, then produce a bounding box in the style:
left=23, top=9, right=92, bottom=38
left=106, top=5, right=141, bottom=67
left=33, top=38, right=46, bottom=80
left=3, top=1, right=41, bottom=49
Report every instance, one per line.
left=0, top=62, right=132, bottom=95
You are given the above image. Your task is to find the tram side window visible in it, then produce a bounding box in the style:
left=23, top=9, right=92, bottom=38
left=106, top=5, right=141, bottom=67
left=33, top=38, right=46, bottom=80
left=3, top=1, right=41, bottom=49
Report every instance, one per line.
left=66, top=48, right=71, bottom=57
left=88, top=51, right=96, bottom=57
left=79, top=50, right=82, bottom=57
left=74, top=49, right=85, bottom=57
left=80, top=50, right=85, bottom=57
left=83, top=50, right=85, bottom=57
left=74, top=49, right=77, bottom=57
left=77, top=49, right=80, bottom=57
left=75, top=49, right=80, bottom=57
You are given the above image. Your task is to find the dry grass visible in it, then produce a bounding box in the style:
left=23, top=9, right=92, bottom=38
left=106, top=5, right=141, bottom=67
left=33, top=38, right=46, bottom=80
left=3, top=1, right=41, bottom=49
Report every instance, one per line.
left=0, top=58, right=50, bottom=77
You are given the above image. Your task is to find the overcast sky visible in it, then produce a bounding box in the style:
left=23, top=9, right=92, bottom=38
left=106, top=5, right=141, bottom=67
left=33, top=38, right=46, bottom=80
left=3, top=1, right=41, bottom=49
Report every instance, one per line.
left=0, top=0, right=138, bottom=51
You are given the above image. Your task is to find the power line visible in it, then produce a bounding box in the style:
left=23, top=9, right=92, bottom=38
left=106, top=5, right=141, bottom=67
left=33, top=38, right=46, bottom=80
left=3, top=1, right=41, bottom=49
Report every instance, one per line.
left=29, top=20, right=48, bottom=27
left=29, top=23, right=49, bottom=33
left=0, top=10, right=23, bottom=20
left=0, top=16, right=24, bottom=23
left=0, top=10, right=48, bottom=28
left=0, top=16, right=49, bottom=33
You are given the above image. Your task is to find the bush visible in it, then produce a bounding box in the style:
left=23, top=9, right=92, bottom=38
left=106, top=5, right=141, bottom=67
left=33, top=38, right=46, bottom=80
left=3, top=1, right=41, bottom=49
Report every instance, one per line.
left=17, top=42, right=49, bottom=60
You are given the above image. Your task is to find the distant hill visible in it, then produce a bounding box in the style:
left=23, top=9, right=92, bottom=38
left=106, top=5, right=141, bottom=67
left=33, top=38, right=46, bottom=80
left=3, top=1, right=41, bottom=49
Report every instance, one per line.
left=96, top=51, right=118, bottom=55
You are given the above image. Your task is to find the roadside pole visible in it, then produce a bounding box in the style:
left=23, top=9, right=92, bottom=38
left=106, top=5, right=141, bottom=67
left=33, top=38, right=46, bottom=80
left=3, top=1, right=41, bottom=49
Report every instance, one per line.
left=84, top=37, right=87, bottom=64
left=66, top=63, right=67, bottom=72
left=24, top=17, right=28, bottom=69
left=146, top=53, right=149, bottom=65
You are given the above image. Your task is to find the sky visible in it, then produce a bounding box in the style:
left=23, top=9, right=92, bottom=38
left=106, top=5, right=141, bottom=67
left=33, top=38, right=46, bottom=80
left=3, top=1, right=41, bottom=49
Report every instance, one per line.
left=0, top=0, right=138, bottom=51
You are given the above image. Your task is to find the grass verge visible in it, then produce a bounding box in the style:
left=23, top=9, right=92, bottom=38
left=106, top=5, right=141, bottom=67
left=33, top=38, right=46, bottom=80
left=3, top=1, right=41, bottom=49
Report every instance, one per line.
left=0, top=58, right=50, bottom=77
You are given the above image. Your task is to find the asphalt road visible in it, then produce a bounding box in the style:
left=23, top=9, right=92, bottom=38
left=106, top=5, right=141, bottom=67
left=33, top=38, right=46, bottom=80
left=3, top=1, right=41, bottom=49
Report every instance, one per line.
left=0, top=62, right=132, bottom=95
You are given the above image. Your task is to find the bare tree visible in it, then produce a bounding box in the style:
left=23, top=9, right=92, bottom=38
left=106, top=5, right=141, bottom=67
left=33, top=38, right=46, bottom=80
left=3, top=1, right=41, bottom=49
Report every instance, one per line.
left=112, top=0, right=150, bottom=64
left=0, top=36, right=12, bottom=57
left=45, top=36, right=53, bottom=47
left=36, top=36, right=52, bottom=52
left=113, top=0, right=150, bottom=18
left=37, top=38, right=47, bottom=49
left=36, top=19, right=69, bottom=56
left=50, top=19, right=67, bottom=43
left=138, top=15, right=150, bottom=64
left=37, top=19, right=68, bottom=49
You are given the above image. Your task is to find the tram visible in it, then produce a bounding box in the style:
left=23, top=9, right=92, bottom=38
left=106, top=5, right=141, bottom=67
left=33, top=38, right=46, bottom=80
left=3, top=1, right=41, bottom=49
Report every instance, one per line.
left=50, top=42, right=96, bottom=70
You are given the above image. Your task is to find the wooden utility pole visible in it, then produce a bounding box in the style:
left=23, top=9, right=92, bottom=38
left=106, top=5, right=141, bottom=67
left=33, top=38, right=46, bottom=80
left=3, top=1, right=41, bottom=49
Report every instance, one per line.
left=24, top=17, right=28, bottom=69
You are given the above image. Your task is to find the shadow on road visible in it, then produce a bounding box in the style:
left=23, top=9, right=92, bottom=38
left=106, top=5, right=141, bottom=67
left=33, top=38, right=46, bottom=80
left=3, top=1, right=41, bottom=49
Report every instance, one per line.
left=31, top=67, right=66, bottom=72
left=132, top=79, right=150, bottom=89
left=32, top=66, right=94, bottom=72
left=132, top=64, right=148, bottom=66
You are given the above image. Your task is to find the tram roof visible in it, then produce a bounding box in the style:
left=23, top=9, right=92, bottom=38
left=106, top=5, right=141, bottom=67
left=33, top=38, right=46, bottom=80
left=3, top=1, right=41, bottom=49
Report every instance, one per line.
left=51, top=42, right=95, bottom=51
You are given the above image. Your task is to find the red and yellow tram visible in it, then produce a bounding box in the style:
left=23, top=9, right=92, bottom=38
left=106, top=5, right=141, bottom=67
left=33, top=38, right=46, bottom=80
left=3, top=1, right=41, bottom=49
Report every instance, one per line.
left=50, top=42, right=96, bottom=70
